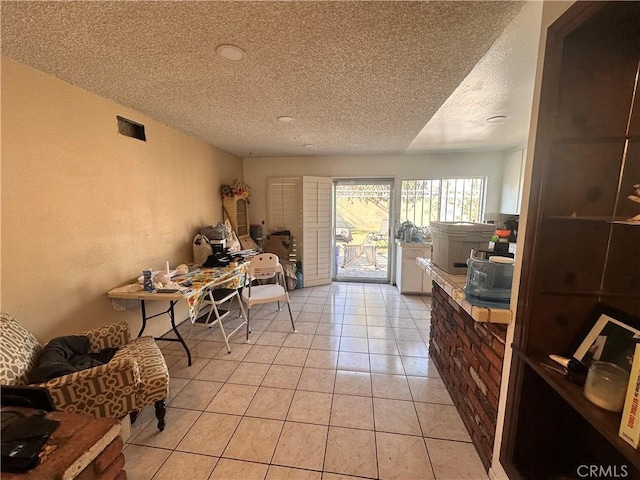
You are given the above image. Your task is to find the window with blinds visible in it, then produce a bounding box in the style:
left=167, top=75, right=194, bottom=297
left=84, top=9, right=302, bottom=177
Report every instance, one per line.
left=266, top=176, right=332, bottom=287
left=267, top=177, right=303, bottom=236
left=302, top=176, right=332, bottom=287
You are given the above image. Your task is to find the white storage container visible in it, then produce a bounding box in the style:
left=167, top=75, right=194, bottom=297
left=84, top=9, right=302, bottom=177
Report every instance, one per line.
left=430, top=222, right=495, bottom=274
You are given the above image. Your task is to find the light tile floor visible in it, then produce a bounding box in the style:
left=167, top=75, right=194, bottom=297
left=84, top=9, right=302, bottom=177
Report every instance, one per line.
left=123, top=282, right=488, bottom=480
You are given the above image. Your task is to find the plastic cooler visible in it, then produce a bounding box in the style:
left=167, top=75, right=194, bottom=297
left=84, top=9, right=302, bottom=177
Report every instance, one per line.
left=430, top=222, right=495, bottom=275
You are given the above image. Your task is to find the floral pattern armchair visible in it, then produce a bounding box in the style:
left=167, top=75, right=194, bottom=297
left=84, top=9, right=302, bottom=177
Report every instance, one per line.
left=0, top=313, right=169, bottom=430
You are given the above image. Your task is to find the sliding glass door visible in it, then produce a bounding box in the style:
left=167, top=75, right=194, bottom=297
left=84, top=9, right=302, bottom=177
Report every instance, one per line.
left=333, top=179, right=393, bottom=283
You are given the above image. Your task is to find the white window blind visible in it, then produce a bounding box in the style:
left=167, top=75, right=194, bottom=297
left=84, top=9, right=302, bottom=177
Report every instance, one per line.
left=267, top=177, right=303, bottom=239
left=302, top=176, right=332, bottom=287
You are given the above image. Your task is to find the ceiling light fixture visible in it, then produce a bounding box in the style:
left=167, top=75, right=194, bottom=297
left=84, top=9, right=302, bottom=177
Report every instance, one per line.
left=486, top=115, right=508, bottom=124
left=304, top=144, right=316, bottom=148
left=277, top=116, right=294, bottom=122
left=216, top=44, right=247, bottom=62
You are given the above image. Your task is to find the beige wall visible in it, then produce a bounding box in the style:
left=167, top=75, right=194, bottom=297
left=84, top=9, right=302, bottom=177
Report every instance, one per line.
left=243, top=151, right=507, bottom=234
left=1, top=56, right=243, bottom=341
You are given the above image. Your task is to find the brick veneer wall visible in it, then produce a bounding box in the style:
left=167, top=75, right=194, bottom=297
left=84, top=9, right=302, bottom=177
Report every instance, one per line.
left=76, top=436, right=126, bottom=480
left=429, top=282, right=507, bottom=471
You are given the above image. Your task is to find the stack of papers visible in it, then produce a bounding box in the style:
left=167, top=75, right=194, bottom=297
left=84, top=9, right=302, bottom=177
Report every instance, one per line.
left=234, top=249, right=259, bottom=259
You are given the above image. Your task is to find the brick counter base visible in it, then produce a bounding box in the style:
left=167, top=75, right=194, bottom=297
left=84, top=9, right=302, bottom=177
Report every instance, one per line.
left=76, top=436, right=126, bottom=480
left=429, top=282, right=507, bottom=471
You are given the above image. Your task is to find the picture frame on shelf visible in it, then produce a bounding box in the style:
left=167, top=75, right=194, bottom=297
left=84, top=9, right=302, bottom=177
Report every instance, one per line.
left=572, top=305, right=640, bottom=372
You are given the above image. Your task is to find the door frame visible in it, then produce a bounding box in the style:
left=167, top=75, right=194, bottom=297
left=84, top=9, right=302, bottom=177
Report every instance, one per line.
left=332, top=177, right=395, bottom=283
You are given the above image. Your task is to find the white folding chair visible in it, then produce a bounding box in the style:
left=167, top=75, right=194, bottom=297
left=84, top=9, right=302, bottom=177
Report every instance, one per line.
left=241, top=253, right=297, bottom=338
left=189, top=271, right=248, bottom=353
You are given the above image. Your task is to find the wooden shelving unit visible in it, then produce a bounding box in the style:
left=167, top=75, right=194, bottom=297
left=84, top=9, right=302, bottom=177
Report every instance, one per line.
left=514, top=348, right=640, bottom=471
left=223, top=195, right=250, bottom=237
left=500, top=2, right=640, bottom=479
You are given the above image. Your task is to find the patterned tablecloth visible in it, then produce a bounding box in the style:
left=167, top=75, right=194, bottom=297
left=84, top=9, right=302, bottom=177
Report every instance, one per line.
left=107, top=264, right=246, bottom=321
left=179, top=265, right=246, bottom=320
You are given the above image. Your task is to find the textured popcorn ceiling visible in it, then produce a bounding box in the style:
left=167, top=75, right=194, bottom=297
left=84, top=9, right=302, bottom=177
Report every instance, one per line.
left=1, top=1, right=535, bottom=157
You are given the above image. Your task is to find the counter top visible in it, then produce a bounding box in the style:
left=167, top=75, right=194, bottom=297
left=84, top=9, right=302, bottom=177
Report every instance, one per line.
left=2, top=409, right=122, bottom=480
left=417, top=257, right=512, bottom=324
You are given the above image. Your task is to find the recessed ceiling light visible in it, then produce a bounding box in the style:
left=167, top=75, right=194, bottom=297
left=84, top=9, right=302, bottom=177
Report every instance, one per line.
left=277, top=116, right=294, bottom=122
left=486, top=115, right=508, bottom=124
left=304, top=144, right=316, bottom=148
left=216, top=44, right=247, bottom=62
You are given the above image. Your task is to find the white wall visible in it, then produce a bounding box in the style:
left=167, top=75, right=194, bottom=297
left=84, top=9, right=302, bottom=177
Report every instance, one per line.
left=244, top=152, right=506, bottom=234
left=500, top=147, right=526, bottom=215
left=1, top=56, right=243, bottom=341
left=490, top=2, right=576, bottom=479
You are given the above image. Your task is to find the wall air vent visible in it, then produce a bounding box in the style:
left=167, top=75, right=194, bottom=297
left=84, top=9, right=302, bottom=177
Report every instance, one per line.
left=117, top=116, right=146, bottom=141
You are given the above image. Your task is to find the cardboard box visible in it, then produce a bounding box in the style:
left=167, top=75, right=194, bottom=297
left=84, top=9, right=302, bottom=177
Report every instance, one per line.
left=264, top=234, right=295, bottom=260
left=619, top=343, right=640, bottom=449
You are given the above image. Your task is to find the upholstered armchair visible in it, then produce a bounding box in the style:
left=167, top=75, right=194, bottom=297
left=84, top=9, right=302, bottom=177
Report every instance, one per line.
left=0, top=313, right=169, bottom=430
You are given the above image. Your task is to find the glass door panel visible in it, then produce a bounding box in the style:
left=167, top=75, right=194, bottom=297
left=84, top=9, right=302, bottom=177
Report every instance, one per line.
left=333, top=179, right=392, bottom=283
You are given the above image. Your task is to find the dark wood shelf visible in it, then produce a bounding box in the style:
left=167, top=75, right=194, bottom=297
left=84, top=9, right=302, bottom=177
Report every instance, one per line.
left=547, top=216, right=640, bottom=226
left=501, top=3, right=640, bottom=479
left=513, top=347, right=640, bottom=470
left=551, top=135, right=640, bottom=143
left=537, top=290, right=640, bottom=299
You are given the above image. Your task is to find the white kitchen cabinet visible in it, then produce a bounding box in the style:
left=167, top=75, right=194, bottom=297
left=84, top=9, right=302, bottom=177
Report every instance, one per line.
left=395, top=241, right=432, bottom=294
left=500, top=148, right=526, bottom=214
